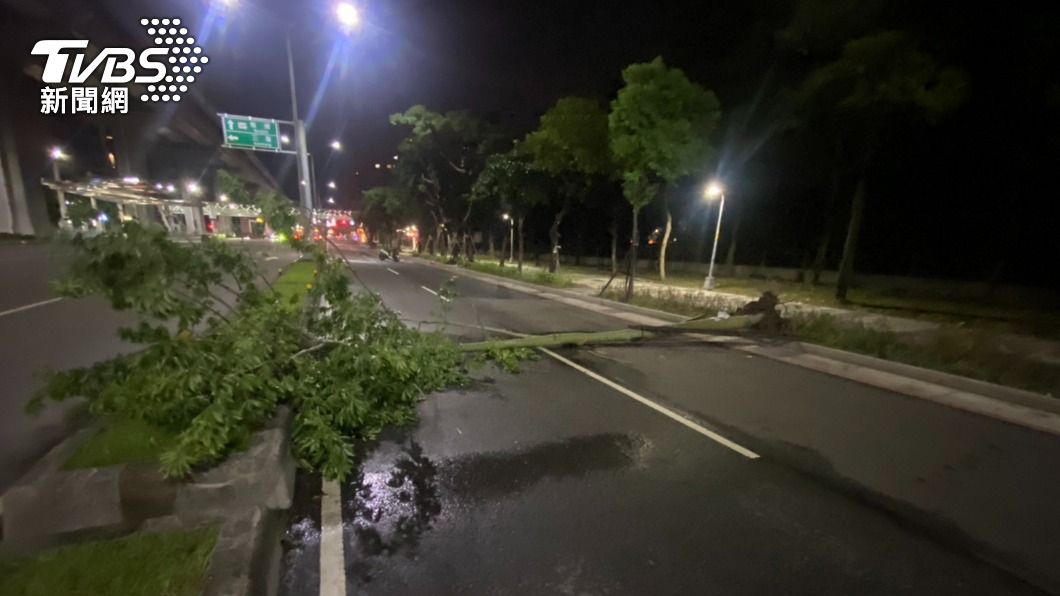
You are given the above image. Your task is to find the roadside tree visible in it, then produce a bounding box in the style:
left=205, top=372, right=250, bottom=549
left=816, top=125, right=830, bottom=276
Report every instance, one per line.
left=609, top=57, right=721, bottom=296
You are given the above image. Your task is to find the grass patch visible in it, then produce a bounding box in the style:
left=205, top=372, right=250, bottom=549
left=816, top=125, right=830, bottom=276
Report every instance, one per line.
left=464, top=260, right=574, bottom=288
left=601, top=287, right=719, bottom=318
left=0, top=527, right=217, bottom=596
left=0, top=232, right=37, bottom=243
left=790, top=314, right=1060, bottom=396
left=274, top=260, right=317, bottom=304
left=64, top=417, right=178, bottom=470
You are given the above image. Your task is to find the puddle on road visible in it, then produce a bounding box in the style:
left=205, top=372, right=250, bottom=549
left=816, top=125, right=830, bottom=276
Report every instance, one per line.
left=443, top=432, right=647, bottom=501
left=335, top=432, right=648, bottom=586
left=279, top=472, right=324, bottom=596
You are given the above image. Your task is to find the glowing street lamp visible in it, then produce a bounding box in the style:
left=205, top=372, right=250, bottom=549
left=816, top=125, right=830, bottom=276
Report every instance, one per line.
left=330, top=140, right=343, bottom=151
left=219, top=193, right=230, bottom=202
left=335, top=2, right=361, bottom=32
left=501, top=213, right=514, bottom=262
left=702, top=180, right=726, bottom=290
left=327, top=197, right=335, bottom=204
left=281, top=134, right=291, bottom=145
left=327, top=181, right=336, bottom=189
left=186, top=181, right=201, bottom=195
left=48, top=147, right=69, bottom=227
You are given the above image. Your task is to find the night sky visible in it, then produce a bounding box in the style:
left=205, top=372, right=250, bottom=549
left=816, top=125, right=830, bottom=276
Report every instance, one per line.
left=151, top=0, right=788, bottom=197
left=10, top=0, right=1060, bottom=286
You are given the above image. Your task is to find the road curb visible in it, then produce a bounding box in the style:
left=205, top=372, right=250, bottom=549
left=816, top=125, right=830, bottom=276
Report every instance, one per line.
left=412, top=256, right=1060, bottom=436
left=795, top=341, right=1059, bottom=412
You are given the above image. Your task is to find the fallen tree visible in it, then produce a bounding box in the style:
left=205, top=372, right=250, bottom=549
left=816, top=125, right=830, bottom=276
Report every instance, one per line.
left=459, top=314, right=764, bottom=352
left=29, top=224, right=473, bottom=481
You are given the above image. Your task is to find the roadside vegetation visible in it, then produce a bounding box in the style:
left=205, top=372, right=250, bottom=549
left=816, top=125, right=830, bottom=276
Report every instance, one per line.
left=0, top=527, right=217, bottom=596
left=789, top=315, right=1059, bottom=396
left=600, top=287, right=720, bottom=318
left=417, top=254, right=574, bottom=288
left=464, top=261, right=573, bottom=288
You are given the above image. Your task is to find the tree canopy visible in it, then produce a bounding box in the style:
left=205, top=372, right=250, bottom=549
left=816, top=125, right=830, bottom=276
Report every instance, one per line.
left=470, top=150, right=549, bottom=218
left=609, top=57, right=722, bottom=189
left=796, top=30, right=968, bottom=137
left=523, top=97, right=611, bottom=178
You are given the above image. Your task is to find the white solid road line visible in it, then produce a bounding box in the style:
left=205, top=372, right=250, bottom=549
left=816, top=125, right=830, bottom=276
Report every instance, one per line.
left=420, top=285, right=451, bottom=302
left=320, top=478, right=346, bottom=596
left=539, top=347, right=761, bottom=460
left=0, top=297, right=63, bottom=318
left=387, top=267, right=400, bottom=275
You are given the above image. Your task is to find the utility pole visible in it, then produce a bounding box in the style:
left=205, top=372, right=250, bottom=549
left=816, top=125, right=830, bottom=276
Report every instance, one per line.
left=286, top=32, right=312, bottom=213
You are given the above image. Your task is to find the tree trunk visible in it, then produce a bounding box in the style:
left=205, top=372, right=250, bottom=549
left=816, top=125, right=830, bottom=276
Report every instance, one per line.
left=548, top=208, right=566, bottom=273
left=658, top=199, right=673, bottom=281
left=498, top=231, right=508, bottom=267
left=624, top=206, right=640, bottom=301
left=835, top=177, right=867, bottom=302
left=609, top=215, right=619, bottom=275
left=810, top=223, right=833, bottom=285
left=488, top=232, right=495, bottom=259
left=724, top=215, right=741, bottom=277
left=516, top=217, right=525, bottom=274
left=435, top=223, right=446, bottom=255
left=811, top=172, right=842, bottom=285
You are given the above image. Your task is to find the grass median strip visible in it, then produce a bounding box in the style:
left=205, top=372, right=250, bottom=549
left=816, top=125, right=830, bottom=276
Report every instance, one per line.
left=790, top=314, right=1059, bottom=396
left=0, top=527, right=218, bottom=596
left=64, top=417, right=177, bottom=470
left=274, top=260, right=317, bottom=304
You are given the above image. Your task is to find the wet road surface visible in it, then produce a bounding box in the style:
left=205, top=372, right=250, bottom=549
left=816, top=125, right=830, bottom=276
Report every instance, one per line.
left=279, top=246, right=1051, bottom=595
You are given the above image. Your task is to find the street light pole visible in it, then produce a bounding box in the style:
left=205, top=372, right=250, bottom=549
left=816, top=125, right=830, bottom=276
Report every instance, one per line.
left=52, top=160, right=68, bottom=227
left=49, top=148, right=69, bottom=228
left=286, top=31, right=312, bottom=213
left=502, top=214, right=514, bottom=263
left=308, top=152, right=318, bottom=210
left=703, top=181, right=726, bottom=290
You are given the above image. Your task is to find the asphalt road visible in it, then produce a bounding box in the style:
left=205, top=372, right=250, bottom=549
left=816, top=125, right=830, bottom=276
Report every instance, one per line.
left=0, top=239, right=297, bottom=493
left=279, top=245, right=1057, bottom=595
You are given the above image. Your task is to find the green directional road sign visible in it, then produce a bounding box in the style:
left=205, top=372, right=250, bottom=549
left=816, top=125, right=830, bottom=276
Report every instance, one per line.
left=219, top=114, right=284, bottom=152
